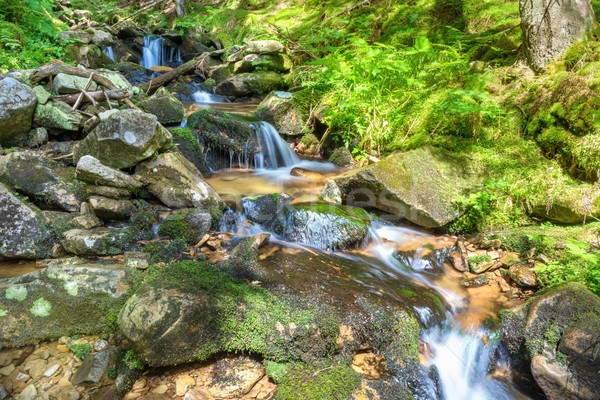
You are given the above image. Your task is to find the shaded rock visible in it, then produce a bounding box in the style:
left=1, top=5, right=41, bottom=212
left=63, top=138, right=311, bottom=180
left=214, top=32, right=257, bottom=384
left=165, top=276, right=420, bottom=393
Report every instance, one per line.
left=135, top=152, right=220, bottom=208
left=73, top=109, right=173, bottom=170
left=63, top=43, right=112, bottom=69
left=140, top=87, right=185, bottom=125
left=62, top=228, right=125, bottom=256
left=0, top=384, right=6, bottom=400
left=0, top=151, right=82, bottom=212
left=256, top=91, right=306, bottom=137
left=233, top=53, right=292, bottom=74
left=54, top=73, right=99, bottom=94
left=60, top=31, right=91, bottom=43
left=243, top=193, right=293, bottom=226
left=72, top=349, right=114, bottom=385
left=88, top=28, right=113, bottom=46
left=245, top=40, right=285, bottom=55
left=0, top=261, right=129, bottom=347
left=521, top=0, right=595, bottom=72
left=169, top=128, right=210, bottom=175
left=181, top=31, right=213, bottom=61
left=334, top=147, right=476, bottom=228
left=501, top=283, right=600, bottom=400
left=0, top=77, right=37, bottom=145
left=124, top=251, right=151, bottom=270
left=158, top=209, right=212, bottom=245
left=321, top=179, right=342, bottom=204
left=27, top=127, right=48, bottom=148
left=34, top=101, right=85, bottom=132
left=86, top=185, right=132, bottom=199
left=216, top=71, right=285, bottom=97
left=207, top=64, right=234, bottom=83
left=328, top=147, right=355, bottom=167
left=206, top=357, right=265, bottom=399
left=76, top=155, right=142, bottom=190
left=89, top=196, right=137, bottom=220
left=508, top=265, right=537, bottom=287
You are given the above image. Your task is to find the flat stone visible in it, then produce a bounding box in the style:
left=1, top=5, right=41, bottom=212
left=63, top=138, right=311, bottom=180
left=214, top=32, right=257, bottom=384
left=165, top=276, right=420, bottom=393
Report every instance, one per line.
left=76, top=155, right=142, bottom=190
left=0, top=364, right=15, bottom=376
left=32, top=86, right=51, bottom=105
left=152, top=384, right=168, bottom=394
left=89, top=196, right=137, bottom=220
left=124, top=251, right=151, bottom=270
left=43, top=363, right=61, bottom=377
left=72, top=349, right=114, bottom=385
left=16, top=383, right=37, bottom=400
left=206, top=357, right=265, bottom=399
left=54, top=73, right=98, bottom=94
left=60, top=31, right=91, bottom=43
left=175, top=374, right=196, bottom=396
left=0, top=349, right=20, bottom=367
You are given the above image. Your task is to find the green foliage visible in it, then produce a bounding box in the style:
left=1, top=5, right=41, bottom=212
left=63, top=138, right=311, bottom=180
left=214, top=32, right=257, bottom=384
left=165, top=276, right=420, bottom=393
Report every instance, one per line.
left=264, top=360, right=290, bottom=383
left=449, top=190, right=497, bottom=234
left=68, top=341, right=92, bottom=360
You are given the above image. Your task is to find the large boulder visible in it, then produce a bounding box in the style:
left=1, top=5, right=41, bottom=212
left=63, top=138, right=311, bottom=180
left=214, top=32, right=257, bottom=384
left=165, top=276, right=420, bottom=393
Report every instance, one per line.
left=76, top=155, right=142, bottom=190
left=169, top=128, right=210, bottom=175
left=0, top=151, right=82, bottom=212
left=87, top=28, right=113, bottom=47
left=334, top=147, right=476, bottom=228
left=501, top=283, right=600, bottom=400
left=158, top=209, right=212, bottom=245
left=139, top=87, right=184, bottom=125
left=34, top=101, right=85, bottom=132
left=134, top=152, right=220, bottom=208
left=0, top=183, right=55, bottom=259
left=73, top=109, right=173, bottom=170
left=0, top=77, right=38, bottom=145
left=88, top=196, right=138, bottom=220
left=118, top=261, right=340, bottom=367
left=521, top=0, right=595, bottom=72
left=531, top=189, right=600, bottom=224
left=0, top=261, right=129, bottom=347
left=63, top=44, right=112, bottom=69
left=256, top=91, right=307, bottom=136
left=233, top=54, right=293, bottom=74
left=245, top=40, right=285, bottom=55
left=216, top=72, right=285, bottom=97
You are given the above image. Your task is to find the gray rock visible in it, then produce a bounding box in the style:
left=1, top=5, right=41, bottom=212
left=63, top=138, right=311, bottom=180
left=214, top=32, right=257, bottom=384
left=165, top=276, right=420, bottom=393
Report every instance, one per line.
left=243, top=193, right=293, bottom=226
left=139, top=87, right=184, bottom=125
left=28, top=127, right=48, bottom=148
left=86, top=185, right=132, bottom=199
left=89, top=196, right=137, bottom=220
left=233, top=53, right=292, bottom=74
left=96, top=69, right=133, bottom=91
left=334, top=147, right=476, bottom=228
left=521, top=0, right=595, bottom=72
left=0, top=151, right=82, bottom=212
left=158, top=209, right=212, bottom=245
left=0, top=384, right=7, bottom=400
left=88, top=28, right=113, bottom=46
left=0, top=261, right=129, bottom=347
left=328, top=147, right=354, bottom=167
left=508, top=265, right=537, bottom=287
left=0, top=77, right=38, bottom=145
left=256, top=91, right=306, bottom=136
left=62, top=228, right=125, bottom=256
left=216, top=71, right=285, bottom=97
left=134, top=152, right=220, bottom=208
left=321, top=180, right=342, bottom=204
left=60, top=30, right=91, bottom=43
left=72, top=349, right=115, bottom=385
left=34, top=101, right=85, bottom=131
left=124, top=251, right=151, bottom=269
left=245, top=40, right=285, bottom=55
left=73, top=109, right=173, bottom=170
left=16, top=384, right=36, bottom=400
left=54, top=73, right=99, bottom=94
left=32, top=86, right=51, bottom=105
left=76, top=155, right=142, bottom=190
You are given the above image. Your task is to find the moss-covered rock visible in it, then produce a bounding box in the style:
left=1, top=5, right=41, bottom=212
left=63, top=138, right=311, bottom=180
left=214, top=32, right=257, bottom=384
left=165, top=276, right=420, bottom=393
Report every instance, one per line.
left=54, top=73, right=99, bottom=94
left=169, top=128, right=210, bottom=175
left=63, top=43, right=112, bottom=69
left=216, top=71, right=285, bottom=98
left=62, top=228, right=127, bottom=256
left=139, top=87, right=184, bottom=125
left=34, top=101, right=85, bottom=132
left=233, top=54, right=293, bottom=74
left=88, top=196, right=138, bottom=221
left=256, top=91, right=307, bottom=137
left=334, top=146, right=477, bottom=228
left=328, top=147, right=355, bottom=167
left=243, top=193, right=294, bottom=226
left=118, top=261, right=340, bottom=367
left=530, top=188, right=600, bottom=224
left=501, top=283, right=600, bottom=400
left=0, top=261, right=130, bottom=347
left=157, top=209, right=212, bottom=245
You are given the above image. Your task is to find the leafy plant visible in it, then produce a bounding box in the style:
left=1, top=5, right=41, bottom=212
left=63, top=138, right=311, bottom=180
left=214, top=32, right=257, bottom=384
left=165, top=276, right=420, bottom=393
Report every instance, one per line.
left=68, top=341, right=92, bottom=360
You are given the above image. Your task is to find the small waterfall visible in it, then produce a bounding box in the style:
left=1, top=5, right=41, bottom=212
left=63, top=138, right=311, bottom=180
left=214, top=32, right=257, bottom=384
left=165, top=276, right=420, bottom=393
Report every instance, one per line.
left=251, top=121, right=300, bottom=169
left=102, top=46, right=115, bottom=61
left=141, top=35, right=182, bottom=69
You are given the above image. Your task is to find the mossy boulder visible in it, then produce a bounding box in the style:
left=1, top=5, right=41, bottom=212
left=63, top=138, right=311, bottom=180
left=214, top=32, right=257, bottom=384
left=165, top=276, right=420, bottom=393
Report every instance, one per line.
left=169, top=128, right=210, bottom=175
left=0, top=261, right=130, bottom=347
left=530, top=188, right=600, bottom=224
left=243, top=193, right=294, bottom=226
left=216, top=71, right=285, bottom=98
left=334, top=147, right=476, bottom=228
left=118, top=261, right=340, bottom=367
left=73, top=110, right=173, bottom=170
left=273, top=203, right=371, bottom=251
left=139, top=87, right=184, bottom=126
left=34, top=101, right=86, bottom=132
left=88, top=196, right=138, bottom=221
left=328, top=147, right=355, bottom=167
left=54, top=73, right=99, bottom=94
left=62, top=228, right=127, bottom=256
left=256, top=91, right=307, bottom=137
left=501, top=283, right=600, bottom=400
left=157, top=209, right=212, bottom=245
left=245, top=40, right=285, bottom=55
left=0, top=151, right=83, bottom=212
left=233, top=54, right=293, bottom=74
left=0, top=182, right=55, bottom=259
left=0, top=77, right=38, bottom=145
left=63, top=43, right=112, bottom=69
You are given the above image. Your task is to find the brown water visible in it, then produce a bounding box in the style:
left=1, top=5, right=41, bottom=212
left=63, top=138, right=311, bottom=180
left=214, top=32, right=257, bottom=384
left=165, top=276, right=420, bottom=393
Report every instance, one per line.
left=0, top=261, right=39, bottom=278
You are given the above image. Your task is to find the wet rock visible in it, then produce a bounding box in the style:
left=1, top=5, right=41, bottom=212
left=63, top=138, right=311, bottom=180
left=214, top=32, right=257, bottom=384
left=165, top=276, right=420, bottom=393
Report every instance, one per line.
left=76, top=155, right=142, bottom=190
left=89, top=196, right=137, bottom=220
left=72, top=349, right=114, bottom=385
left=245, top=40, right=285, bottom=55
left=521, top=0, right=595, bottom=72
left=0, top=384, right=7, bottom=400
left=321, top=179, right=342, bottom=204
left=60, top=31, right=91, bottom=43
left=216, top=71, right=285, bottom=97
left=73, top=109, right=173, bottom=170
left=273, top=203, right=371, bottom=251
left=184, top=388, right=214, bottom=400
left=0, top=261, right=129, bottom=347
left=501, top=283, right=600, bottom=400
left=205, top=357, right=265, bottom=399
left=124, top=251, right=151, bottom=270
left=158, top=209, right=212, bottom=245
left=449, top=239, right=469, bottom=272
left=140, top=87, right=185, bottom=125
left=0, top=182, right=54, bottom=259
left=176, top=374, right=196, bottom=396
left=54, top=73, right=99, bottom=94
left=508, top=265, right=537, bottom=287
left=328, top=147, right=355, bottom=167
left=256, top=91, right=306, bottom=137
left=462, top=275, right=489, bottom=288
left=207, top=64, right=234, bottom=83
left=334, top=146, right=476, bottom=228
left=34, top=101, right=85, bottom=132
left=62, top=228, right=125, bottom=256
left=500, top=252, right=521, bottom=268
left=134, top=152, right=220, bottom=208
left=0, top=77, right=38, bottom=145
left=0, top=151, right=82, bottom=211
left=169, top=128, right=210, bottom=175
left=243, top=193, right=293, bottom=226
left=16, top=383, right=36, bottom=399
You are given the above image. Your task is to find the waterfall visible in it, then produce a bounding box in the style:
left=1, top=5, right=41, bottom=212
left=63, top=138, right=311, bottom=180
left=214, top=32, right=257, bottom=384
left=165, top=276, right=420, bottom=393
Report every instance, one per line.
left=192, top=90, right=223, bottom=104
left=141, top=35, right=182, bottom=69
left=102, top=46, right=115, bottom=61
left=251, top=121, right=300, bottom=170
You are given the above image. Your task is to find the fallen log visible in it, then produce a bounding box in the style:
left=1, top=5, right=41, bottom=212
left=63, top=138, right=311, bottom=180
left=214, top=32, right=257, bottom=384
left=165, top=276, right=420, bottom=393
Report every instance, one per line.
left=52, top=88, right=130, bottom=105
left=137, top=55, right=204, bottom=94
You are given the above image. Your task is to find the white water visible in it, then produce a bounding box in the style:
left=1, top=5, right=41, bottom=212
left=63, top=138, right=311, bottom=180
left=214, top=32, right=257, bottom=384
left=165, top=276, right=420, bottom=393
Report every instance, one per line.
left=192, top=90, right=223, bottom=103
left=141, top=36, right=182, bottom=69
left=103, top=46, right=115, bottom=61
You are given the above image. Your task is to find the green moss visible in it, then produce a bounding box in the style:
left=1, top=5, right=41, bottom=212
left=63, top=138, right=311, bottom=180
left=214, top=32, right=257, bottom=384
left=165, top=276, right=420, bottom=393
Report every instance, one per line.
left=124, top=349, right=145, bottom=370
left=264, top=360, right=291, bottom=383
left=142, top=239, right=188, bottom=265
left=468, top=254, right=492, bottom=268
left=157, top=211, right=197, bottom=245
left=274, top=362, right=360, bottom=400
left=68, top=342, right=92, bottom=360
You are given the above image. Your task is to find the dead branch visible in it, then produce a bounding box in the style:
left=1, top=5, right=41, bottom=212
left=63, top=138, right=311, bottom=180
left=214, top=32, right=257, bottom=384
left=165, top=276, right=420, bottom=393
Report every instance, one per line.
left=72, top=73, right=95, bottom=110
left=54, top=88, right=129, bottom=106
left=137, top=54, right=204, bottom=93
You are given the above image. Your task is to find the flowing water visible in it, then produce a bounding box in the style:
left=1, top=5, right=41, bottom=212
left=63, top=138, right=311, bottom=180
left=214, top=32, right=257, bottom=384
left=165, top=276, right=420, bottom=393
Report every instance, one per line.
left=102, top=46, right=115, bottom=61
left=141, top=35, right=182, bottom=69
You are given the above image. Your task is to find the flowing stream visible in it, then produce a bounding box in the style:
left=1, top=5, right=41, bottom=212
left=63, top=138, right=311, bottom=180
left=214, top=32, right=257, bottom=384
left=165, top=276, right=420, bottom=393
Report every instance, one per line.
left=141, top=35, right=182, bottom=69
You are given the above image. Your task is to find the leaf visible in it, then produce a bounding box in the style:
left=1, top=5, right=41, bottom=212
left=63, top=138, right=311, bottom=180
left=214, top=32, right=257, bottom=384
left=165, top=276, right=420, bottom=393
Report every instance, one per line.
left=414, top=37, right=432, bottom=52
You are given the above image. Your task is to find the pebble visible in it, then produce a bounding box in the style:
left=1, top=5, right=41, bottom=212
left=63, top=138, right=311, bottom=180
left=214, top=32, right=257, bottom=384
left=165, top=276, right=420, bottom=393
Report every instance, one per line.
left=175, top=374, right=196, bottom=396
left=152, top=384, right=169, bottom=394
left=0, top=365, right=15, bottom=376
left=44, top=364, right=61, bottom=378
left=0, top=350, right=20, bottom=367
left=93, top=339, right=109, bottom=352
left=57, top=345, right=70, bottom=353
left=16, top=383, right=36, bottom=400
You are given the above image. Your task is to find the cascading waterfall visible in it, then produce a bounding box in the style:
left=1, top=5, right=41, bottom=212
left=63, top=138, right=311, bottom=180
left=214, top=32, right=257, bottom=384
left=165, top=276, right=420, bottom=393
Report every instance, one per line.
left=141, top=35, right=182, bottom=69
left=251, top=121, right=300, bottom=169
left=102, top=46, right=115, bottom=61
left=192, top=90, right=222, bottom=103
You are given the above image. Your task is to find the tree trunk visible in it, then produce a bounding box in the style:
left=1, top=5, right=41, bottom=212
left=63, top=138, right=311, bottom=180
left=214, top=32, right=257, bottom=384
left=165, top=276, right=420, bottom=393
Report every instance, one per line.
left=520, top=0, right=596, bottom=72
left=175, top=0, right=187, bottom=17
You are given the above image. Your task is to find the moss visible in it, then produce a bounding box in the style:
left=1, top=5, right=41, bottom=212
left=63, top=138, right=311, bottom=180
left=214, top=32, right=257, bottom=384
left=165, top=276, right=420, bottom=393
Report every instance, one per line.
left=468, top=254, right=492, bottom=268
left=157, top=210, right=198, bottom=245
left=264, top=360, right=291, bottom=383
left=109, top=209, right=156, bottom=250
left=68, top=342, right=92, bottom=360
left=142, top=239, right=188, bottom=265
left=274, top=361, right=361, bottom=400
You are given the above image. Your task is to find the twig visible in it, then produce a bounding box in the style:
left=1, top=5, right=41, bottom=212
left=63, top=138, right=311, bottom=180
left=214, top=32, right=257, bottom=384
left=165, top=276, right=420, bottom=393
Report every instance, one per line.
left=72, top=73, right=95, bottom=111
left=74, top=81, right=98, bottom=107
left=322, top=0, right=371, bottom=24
left=102, top=87, right=113, bottom=110
left=52, top=153, right=74, bottom=161
left=75, top=110, right=96, bottom=118
left=312, top=365, right=343, bottom=377
left=270, top=238, right=320, bottom=256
